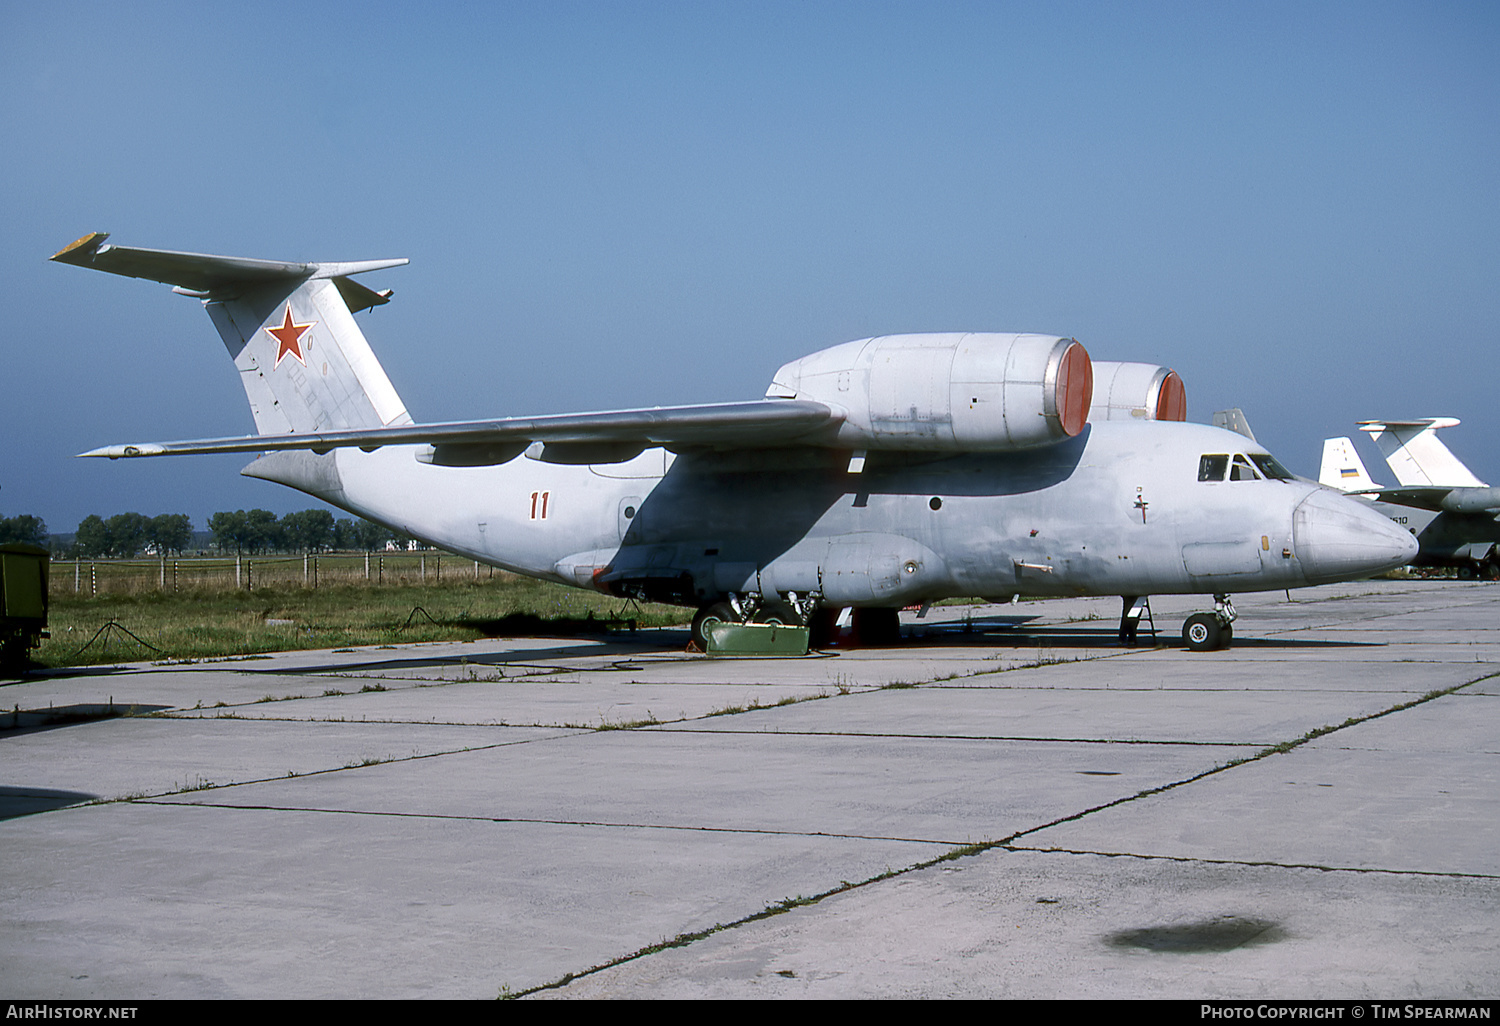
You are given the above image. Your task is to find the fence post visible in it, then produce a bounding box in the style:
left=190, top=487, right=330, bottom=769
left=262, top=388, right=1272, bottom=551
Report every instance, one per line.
left=90, top=562, right=97, bottom=596
left=304, top=553, right=309, bottom=587
left=173, top=560, right=178, bottom=593
left=236, top=555, right=242, bottom=590
left=421, top=553, right=426, bottom=583
left=364, top=550, right=370, bottom=581
left=160, top=555, right=166, bottom=591
left=474, top=559, right=479, bottom=580
left=74, top=561, right=80, bottom=593
left=378, top=556, right=384, bottom=584
left=312, top=554, right=318, bottom=589
left=247, top=559, right=253, bottom=591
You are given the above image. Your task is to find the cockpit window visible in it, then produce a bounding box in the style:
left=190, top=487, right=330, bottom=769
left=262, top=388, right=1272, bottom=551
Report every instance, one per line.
left=1250, top=453, right=1295, bottom=481
left=1201, top=452, right=1288, bottom=482
left=1230, top=455, right=1260, bottom=481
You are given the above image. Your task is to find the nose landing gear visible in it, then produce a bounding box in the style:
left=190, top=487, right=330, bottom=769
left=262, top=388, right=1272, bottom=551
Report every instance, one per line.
left=1182, top=594, right=1237, bottom=652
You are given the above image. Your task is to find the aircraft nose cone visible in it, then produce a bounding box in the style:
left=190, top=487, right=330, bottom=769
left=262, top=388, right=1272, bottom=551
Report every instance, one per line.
left=1293, top=488, right=1419, bottom=585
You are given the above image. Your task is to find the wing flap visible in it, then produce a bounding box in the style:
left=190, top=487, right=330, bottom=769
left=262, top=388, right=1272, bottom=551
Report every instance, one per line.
left=80, top=400, right=840, bottom=461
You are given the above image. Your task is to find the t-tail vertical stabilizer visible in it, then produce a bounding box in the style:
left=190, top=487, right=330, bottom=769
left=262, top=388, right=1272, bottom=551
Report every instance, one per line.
left=51, top=232, right=413, bottom=436
left=1358, top=418, right=1486, bottom=488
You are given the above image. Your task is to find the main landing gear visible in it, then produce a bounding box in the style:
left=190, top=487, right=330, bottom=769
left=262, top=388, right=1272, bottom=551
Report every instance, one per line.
left=1182, top=594, right=1237, bottom=652
left=689, top=592, right=820, bottom=650
left=688, top=594, right=905, bottom=650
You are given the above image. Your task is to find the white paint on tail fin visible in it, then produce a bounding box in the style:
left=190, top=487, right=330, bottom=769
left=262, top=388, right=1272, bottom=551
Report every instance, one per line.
left=1319, top=437, right=1381, bottom=492
left=207, top=277, right=412, bottom=435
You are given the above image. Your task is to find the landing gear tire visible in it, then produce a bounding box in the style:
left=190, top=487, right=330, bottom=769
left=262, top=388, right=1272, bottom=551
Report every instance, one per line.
left=1487, top=562, right=1500, bottom=582
left=1183, top=613, right=1226, bottom=652
left=753, top=602, right=801, bottom=627
left=690, top=602, right=738, bottom=651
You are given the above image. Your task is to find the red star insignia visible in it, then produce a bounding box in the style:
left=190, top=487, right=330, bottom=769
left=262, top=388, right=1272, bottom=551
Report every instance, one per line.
left=265, top=306, right=316, bottom=368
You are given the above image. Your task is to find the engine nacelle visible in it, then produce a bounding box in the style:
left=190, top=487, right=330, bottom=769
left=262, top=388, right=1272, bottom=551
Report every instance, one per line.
left=766, top=333, right=1092, bottom=451
left=1089, top=361, right=1187, bottom=422
left=1439, top=488, right=1500, bottom=515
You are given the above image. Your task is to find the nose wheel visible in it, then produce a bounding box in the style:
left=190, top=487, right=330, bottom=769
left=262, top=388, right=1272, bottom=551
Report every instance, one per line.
left=1182, top=594, right=1237, bottom=652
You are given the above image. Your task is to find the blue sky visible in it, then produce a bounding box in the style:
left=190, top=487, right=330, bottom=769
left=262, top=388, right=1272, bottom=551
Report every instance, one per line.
left=2, top=0, right=1497, bottom=532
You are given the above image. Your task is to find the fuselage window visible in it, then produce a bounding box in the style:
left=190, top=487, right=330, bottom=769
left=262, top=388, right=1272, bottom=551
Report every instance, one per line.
left=1198, top=454, right=1228, bottom=482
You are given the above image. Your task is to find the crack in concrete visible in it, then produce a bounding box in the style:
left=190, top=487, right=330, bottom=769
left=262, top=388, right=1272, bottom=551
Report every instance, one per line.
left=126, top=798, right=961, bottom=846
left=647, top=726, right=1261, bottom=746
left=508, top=673, right=1494, bottom=999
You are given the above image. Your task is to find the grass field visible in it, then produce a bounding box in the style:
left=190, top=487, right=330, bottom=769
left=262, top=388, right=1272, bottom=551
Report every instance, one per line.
left=34, top=566, right=687, bottom=669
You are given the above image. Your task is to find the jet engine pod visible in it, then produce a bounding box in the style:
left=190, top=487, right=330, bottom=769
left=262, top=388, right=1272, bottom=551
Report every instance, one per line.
left=766, top=333, right=1092, bottom=451
left=1089, top=362, right=1186, bottom=423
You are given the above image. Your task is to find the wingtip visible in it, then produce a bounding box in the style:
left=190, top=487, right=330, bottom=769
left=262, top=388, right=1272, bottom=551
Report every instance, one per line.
left=52, top=232, right=110, bottom=264
left=78, top=443, right=154, bottom=459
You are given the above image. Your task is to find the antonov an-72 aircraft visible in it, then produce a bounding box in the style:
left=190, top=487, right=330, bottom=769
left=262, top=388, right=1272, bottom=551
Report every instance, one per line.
left=54, top=232, right=1417, bottom=651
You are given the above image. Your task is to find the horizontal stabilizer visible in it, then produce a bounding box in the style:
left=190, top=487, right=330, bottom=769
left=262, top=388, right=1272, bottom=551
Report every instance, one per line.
left=80, top=400, right=840, bottom=463
left=51, top=232, right=406, bottom=293
left=1357, top=418, right=1462, bottom=431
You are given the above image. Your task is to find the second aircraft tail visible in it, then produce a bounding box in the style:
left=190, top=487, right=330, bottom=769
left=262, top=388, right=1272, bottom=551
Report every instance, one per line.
left=1319, top=437, right=1381, bottom=492
left=1358, top=418, right=1487, bottom=488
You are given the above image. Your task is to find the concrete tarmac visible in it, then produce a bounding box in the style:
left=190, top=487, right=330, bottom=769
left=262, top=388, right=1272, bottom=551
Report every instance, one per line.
left=1, top=580, right=1496, bottom=999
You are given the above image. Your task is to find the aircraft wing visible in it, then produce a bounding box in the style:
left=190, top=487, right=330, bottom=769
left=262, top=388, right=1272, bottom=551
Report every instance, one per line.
left=1361, top=487, right=1454, bottom=511
left=1361, top=486, right=1500, bottom=515
left=79, top=399, right=841, bottom=465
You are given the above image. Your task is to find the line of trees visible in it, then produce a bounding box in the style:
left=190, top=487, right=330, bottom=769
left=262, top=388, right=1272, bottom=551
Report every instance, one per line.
left=75, top=513, right=194, bottom=558
left=206, top=509, right=411, bottom=554
left=1, top=510, right=416, bottom=558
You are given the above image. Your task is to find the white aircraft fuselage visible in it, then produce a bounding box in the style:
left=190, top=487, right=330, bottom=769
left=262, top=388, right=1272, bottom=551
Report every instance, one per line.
left=251, top=419, right=1409, bottom=608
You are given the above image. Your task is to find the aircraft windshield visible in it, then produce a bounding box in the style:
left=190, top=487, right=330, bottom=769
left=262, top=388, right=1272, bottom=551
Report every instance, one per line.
left=1250, top=453, right=1295, bottom=481
left=1230, top=455, right=1259, bottom=480
left=1199, top=453, right=1293, bottom=482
